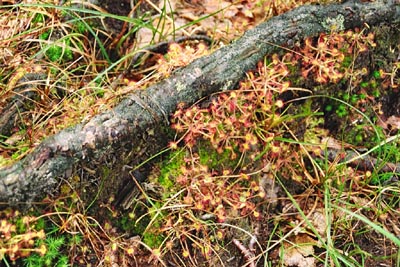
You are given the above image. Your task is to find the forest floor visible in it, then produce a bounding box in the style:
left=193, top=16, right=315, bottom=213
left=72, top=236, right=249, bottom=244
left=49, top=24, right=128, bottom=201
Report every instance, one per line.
left=0, top=0, right=399, bottom=266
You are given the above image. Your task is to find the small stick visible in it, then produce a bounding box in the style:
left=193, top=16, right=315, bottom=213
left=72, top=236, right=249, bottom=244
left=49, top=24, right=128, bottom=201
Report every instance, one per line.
left=248, top=226, right=259, bottom=252
left=233, top=239, right=255, bottom=267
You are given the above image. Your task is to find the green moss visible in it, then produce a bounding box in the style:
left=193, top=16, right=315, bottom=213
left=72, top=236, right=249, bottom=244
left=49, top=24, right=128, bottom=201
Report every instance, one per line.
left=372, top=70, right=381, bottom=79
left=40, top=30, right=75, bottom=63
left=32, top=13, right=46, bottom=24
left=350, top=94, right=359, bottom=104
left=45, top=42, right=73, bottom=63
left=325, top=104, right=333, bottom=112
left=370, top=80, right=378, bottom=89
left=342, top=93, right=350, bottom=102
left=40, top=30, right=50, bottom=40
left=342, top=56, right=352, bottom=68
left=158, top=149, right=185, bottom=193
left=34, top=218, right=46, bottom=231
left=360, top=81, right=369, bottom=88
left=354, top=133, right=363, bottom=144
left=143, top=232, right=165, bottom=249
left=372, top=89, right=380, bottom=98
left=198, top=141, right=238, bottom=171
left=15, top=217, right=27, bottom=233
left=142, top=203, right=166, bottom=248
left=335, top=104, right=348, bottom=118
left=118, top=208, right=147, bottom=233
left=374, top=142, right=400, bottom=163
left=73, top=21, right=87, bottom=34
left=11, top=146, right=29, bottom=160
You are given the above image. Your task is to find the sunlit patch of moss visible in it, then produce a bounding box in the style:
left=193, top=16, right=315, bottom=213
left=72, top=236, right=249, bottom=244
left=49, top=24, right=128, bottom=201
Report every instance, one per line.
left=142, top=230, right=165, bottom=249
left=157, top=149, right=185, bottom=194
left=140, top=202, right=166, bottom=249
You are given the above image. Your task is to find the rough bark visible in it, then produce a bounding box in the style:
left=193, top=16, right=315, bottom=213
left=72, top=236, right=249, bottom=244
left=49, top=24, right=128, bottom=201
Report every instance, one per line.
left=0, top=0, right=399, bottom=205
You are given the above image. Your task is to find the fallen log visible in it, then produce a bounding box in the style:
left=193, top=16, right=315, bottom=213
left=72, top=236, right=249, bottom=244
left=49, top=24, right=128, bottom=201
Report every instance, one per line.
left=0, top=0, right=399, bottom=205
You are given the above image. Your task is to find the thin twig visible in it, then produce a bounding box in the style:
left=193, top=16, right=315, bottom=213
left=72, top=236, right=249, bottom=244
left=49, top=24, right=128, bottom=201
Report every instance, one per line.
left=233, top=239, right=256, bottom=267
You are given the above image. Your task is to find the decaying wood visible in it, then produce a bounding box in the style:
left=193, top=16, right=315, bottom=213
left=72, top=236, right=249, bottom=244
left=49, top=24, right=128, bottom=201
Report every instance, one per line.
left=0, top=1, right=399, bottom=205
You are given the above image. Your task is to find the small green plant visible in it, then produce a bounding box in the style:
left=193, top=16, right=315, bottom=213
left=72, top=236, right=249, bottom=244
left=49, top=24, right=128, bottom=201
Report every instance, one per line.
left=40, top=32, right=74, bottom=63
left=335, top=103, right=348, bottom=117
left=24, top=236, right=69, bottom=267
left=0, top=206, right=86, bottom=267
left=45, top=43, right=73, bottom=62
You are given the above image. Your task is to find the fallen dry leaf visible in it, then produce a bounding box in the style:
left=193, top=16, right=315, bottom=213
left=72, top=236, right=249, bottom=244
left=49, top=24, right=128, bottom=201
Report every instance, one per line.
left=378, top=115, right=400, bottom=130
left=283, top=234, right=317, bottom=267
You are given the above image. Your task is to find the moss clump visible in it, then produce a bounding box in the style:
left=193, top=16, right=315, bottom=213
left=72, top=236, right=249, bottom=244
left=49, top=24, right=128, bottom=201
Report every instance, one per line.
left=198, top=141, right=239, bottom=171
left=45, top=42, right=74, bottom=63
left=157, top=149, right=186, bottom=195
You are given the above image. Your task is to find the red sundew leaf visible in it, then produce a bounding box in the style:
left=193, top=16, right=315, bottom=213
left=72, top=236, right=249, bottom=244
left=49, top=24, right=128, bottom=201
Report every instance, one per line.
left=193, top=111, right=204, bottom=121
left=243, top=119, right=254, bottom=128
left=172, top=109, right=182, bottom=119
left=317, top=41, right=327, bottom=51
left=347, top=46, right=354, bottom=54
left=228, top=100, right=237, bottom=113
left=275, top=100, right=284, bottom=108
left=177, top=176, right=187, bottom=185
left=330, top=71, right=344, bottom=82
left=305, top=37, right=313, bottom=48
left=241, top=143, right=250, bottom=152
left=250, top=180, right=259, bottom=189
left=195, top=202, right=204, bottom=211
left=320, top=65, right=331, bottom=75
left=311, top=58, right=321, bottom=66
left=253, top=210, right=261, bottom=219
left=315, top=75, right=328, bottom=84
left=302, top=56, right=312, bottom=64
left=168, top=141, right=178, bottom=150
left=244, top=133, right=253, bottom=142
left=336, top=52, right=345, bottom=62
left=183, top=195, right=193, bottom=204
left=185, top=139, right=196, bottom=149
left=239, top=172, right=250, bottom=181
left=358, top=44, right=368, bottom=53
left=216, top=146, right=224, bottom=154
